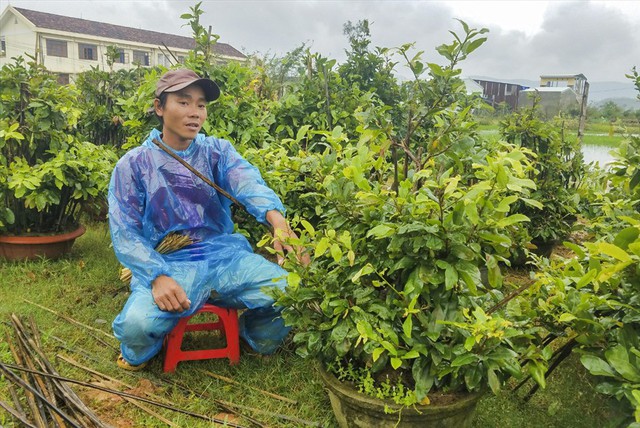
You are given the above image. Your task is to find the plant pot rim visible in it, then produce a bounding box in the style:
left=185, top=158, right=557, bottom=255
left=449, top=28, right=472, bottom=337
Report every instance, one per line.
left=318, top=363, right=484, bottom=413
left=0, top=225, right=86, bottom=244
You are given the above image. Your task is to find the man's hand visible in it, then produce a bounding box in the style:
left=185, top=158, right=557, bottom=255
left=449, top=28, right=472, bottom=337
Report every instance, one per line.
left=266, top=210, right=311, bottom=266
left=151, top=275, right=191, bottom=312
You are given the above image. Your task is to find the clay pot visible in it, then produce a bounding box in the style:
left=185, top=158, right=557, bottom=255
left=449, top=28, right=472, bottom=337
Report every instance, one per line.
left=318, top=366, right=483, bottom=428
left=0, top=225, right=86, bottom=261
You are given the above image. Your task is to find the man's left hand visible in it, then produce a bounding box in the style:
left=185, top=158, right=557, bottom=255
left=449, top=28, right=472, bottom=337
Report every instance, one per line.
left=266, top=210, right=311, bottom=266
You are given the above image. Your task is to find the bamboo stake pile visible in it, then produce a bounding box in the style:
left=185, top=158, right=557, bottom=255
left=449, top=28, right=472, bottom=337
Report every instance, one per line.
left=1, top=314, right=111, bottom=428
left=119, top=232, right=195, bottom=284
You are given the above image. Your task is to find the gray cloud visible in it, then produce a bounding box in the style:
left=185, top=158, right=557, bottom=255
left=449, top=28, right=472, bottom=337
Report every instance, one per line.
left=1, top=0, right=638, bottom=82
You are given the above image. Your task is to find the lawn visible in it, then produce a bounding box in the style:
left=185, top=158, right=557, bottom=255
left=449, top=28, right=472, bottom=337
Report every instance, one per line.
left=0, top=222, right=627, bottom=427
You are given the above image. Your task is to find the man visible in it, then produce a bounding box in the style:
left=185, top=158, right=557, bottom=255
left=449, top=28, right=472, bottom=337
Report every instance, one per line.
left=108, top=68, right=307, bottom=370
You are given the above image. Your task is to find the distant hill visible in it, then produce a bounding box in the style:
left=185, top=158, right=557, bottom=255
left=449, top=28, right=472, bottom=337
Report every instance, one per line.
left=467, top=76, right=639, bottom=109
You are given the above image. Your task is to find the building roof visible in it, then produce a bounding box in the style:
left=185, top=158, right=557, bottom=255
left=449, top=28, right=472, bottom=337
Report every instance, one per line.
left=522, top=87, right=574, bottom=93
left=12, top=7, right=245, bottom=59
left=540, top=73, right=587, bottom=80
left=471, top=77, right=530, bottom=88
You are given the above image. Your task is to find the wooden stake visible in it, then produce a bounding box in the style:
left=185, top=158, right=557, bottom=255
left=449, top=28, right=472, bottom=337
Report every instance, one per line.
left=199, top=368, right=298, bottom=405
left=1, top=363, right=248, bottom=428
left=22, top=299, right=115, bottom=340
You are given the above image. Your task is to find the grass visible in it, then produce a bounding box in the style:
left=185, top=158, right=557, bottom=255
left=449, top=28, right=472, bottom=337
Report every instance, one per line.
left=581, top=134, right=625, bottom=147
left=0, top=222, right=629, bottom=427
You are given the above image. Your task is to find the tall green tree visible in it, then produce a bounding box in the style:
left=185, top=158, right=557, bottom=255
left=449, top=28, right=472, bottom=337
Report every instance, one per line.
left=339, top=20, right=398, bottom=106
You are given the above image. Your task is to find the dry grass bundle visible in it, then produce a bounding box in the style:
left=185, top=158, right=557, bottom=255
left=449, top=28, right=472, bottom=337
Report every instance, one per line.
left=119, top=233, right=195, bottom=284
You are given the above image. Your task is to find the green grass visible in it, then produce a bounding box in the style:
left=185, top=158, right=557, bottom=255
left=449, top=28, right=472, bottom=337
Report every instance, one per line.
left=0, top=222, right=628, bottom=427
left=581, top=134, right=625, bottom=147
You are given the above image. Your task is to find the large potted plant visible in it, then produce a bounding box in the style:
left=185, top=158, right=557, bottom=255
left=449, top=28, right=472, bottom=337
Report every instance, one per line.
left=0, top=57, right=118, bottom=260
left=499, top=101, right=584, bottom=262
left=263, top=23, right=549, bottom=427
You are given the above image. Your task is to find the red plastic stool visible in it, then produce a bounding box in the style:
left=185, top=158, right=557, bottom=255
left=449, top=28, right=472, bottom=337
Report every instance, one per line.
left=163, top=303, right=240, bottom=373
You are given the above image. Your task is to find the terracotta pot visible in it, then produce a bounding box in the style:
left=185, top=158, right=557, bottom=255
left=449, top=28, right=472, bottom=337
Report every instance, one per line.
left=0, top=225, right=86, bottom=261
left=318, top=366, right=483, bottom=428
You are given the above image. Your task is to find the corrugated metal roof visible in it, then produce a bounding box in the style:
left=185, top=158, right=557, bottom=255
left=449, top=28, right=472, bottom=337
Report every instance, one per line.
left=13, top=7, right=246, bottom=59
left=540, top=73, right=587, bottom=80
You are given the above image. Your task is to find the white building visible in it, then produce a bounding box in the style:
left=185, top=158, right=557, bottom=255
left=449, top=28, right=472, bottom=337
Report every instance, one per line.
left=517, top=87, right=580, bottom=118
left=0, top=6, right=246, bottom=83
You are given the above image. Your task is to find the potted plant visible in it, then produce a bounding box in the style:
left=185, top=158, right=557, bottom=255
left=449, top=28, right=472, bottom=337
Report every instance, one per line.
left=263, top=23, right=549, bottom=426
left=499, top=101, right=584, bottom=262
left=0, top=57, right=118, bottom=260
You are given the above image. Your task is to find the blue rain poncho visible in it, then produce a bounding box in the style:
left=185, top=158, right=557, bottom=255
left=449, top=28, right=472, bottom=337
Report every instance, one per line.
left=109, top=128, right=290, bottom=365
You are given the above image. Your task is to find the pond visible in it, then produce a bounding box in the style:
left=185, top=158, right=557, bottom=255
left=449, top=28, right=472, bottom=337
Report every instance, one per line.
left=582, top=144, right=616, bottom=168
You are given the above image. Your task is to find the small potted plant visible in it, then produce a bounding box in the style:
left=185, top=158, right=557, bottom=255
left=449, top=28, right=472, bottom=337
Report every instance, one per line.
left=0, top=57, right=118, bottom=260
left=264, top=23, right=550, bottom=426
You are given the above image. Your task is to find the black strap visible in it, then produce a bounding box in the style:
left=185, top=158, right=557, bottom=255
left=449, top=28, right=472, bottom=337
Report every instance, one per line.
left=151, top=138, right=245, bottom=211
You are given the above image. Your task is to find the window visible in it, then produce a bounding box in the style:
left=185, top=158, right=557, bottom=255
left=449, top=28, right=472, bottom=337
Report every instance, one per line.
left=132, top=50, right=149, bottom=66
left=79, top=43, right=97, bottom=60
left=115, top=49, right=128, bottom=64
left=157, top=53, right=171, bottom=67
left=177, top=55, right=185, bottom=64
left=0, top=36, right=5, bottom=57
left=46, top=39, right=68, bottom=57
left=57, top=73, right=70, bottom=85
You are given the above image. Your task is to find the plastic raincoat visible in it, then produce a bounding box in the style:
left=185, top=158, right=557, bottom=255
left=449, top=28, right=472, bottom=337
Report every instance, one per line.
left=109, top=128, right=289, bottom=365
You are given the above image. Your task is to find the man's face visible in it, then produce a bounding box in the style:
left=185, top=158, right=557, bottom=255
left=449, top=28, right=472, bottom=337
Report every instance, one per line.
left=155, top=84, right=207, bottom=148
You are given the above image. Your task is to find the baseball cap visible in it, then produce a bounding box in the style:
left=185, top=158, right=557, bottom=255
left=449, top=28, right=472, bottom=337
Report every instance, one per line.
left=155, top=69, right=220, bottom=102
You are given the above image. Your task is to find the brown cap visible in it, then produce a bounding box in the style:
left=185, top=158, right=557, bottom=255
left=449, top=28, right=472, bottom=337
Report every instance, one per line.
left=155, top=69, right=220, bottom=102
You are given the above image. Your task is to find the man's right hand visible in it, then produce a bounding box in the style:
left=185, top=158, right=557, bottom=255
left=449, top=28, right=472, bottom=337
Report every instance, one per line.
left=151, top=275, right=191, bottom=312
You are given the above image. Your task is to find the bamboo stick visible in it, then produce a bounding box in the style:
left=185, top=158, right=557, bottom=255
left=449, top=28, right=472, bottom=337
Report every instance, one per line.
left=216, top=399, right=323, bottom=427
left=199, top=368, right=298, bottom=404
left=1, top=363, right=248, bottom=428
left=22, top=299, right=115, bottom=339
left=0, top=364, right=82, bottom=428
left=9, top=314, right=111, bottom=428
left=6, top=329, right=48, bottom=428
left=0, top=399, right=37, bottom=428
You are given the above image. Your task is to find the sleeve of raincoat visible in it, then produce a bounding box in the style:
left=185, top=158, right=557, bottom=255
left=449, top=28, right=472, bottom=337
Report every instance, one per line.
left=108, top=157, right=170, bottom=288
left=214, top=138, right=285, bottom=224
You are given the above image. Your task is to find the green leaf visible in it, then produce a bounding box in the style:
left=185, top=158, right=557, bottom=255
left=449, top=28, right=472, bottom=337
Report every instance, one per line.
left=528, top=361, right=547, bottom=389
left=562, top=241, right=585, bottom=258
left=451, top=354, right=476, bottom=367
left=487, top=368, right=500, bottom=394
left=300, top=220, right=315, bottom=237
left=497, top=214, right=530, bottom=228
left=465, top=201, right=479, bottom=225
left=366, top=224, right=395, bottom=239
left=445, top=265, right=458, bottom=290
left=391, top=357, right=403, bottom=370
left=403, top=316, right=413, bottom=337
left=605, top=345, right=640, bottom=382
left=402, top=350, right=420, bottom=359
left=598, top=243, right=631, bottom=262
left=314, top=237, right=330, bottom=258
left=520, top=197, right=544, bottom=209
left=372, top=347, right=385, bottom=362
left=464, top=335, right=475, bottom=351
left=352, top=264, right=375, bottom=282
left=613, top=227, right=640, bottom=250
left=330, top=244, right=343, bottom=263
left=580, top=354, right=617, bottom=378
left=495, top=195, right=518, bottom=213
left=575, top=269, right=597, bottom=289
left=558, top=313, right=576, bottom=323
left=287, top=272, right=301, bottom=288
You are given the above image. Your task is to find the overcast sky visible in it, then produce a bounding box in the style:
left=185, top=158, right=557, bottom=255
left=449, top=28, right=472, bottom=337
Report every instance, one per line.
left=2, top=0, right=639, bottom=84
